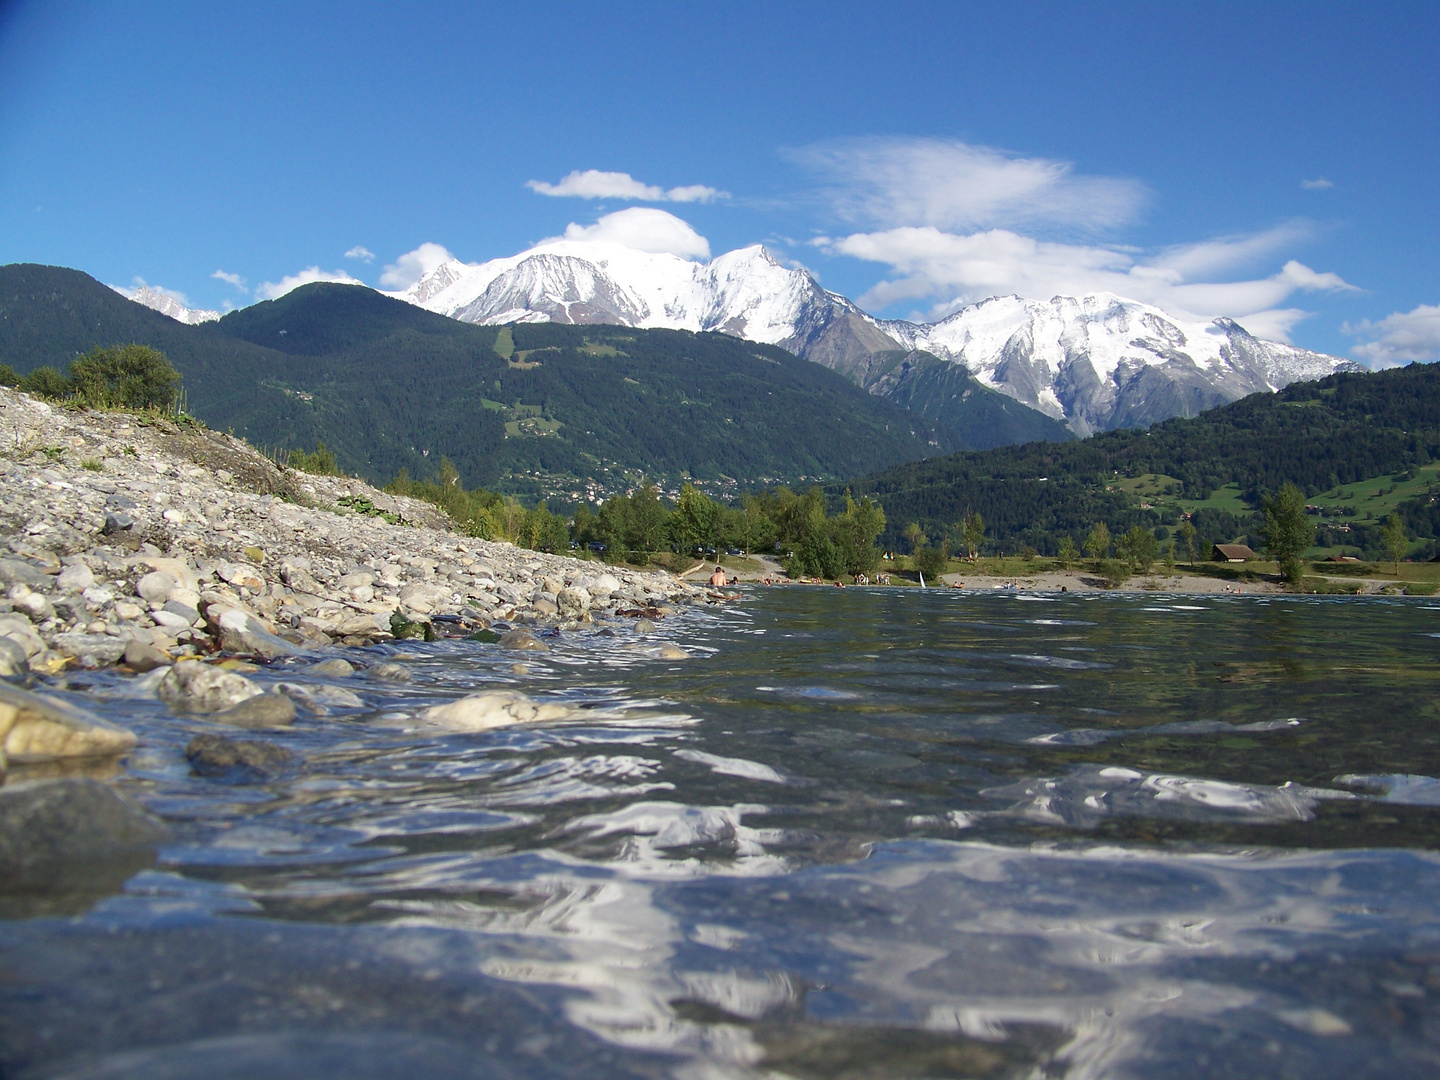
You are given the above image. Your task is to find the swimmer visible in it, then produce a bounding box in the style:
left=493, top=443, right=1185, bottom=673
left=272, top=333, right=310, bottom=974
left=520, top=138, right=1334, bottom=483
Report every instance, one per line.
left=709, top=566, right=727, bottom=588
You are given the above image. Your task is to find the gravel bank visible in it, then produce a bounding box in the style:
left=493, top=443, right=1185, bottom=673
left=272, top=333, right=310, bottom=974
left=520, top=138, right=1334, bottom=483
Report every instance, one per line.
left=0, top=388, right=706, bottom=679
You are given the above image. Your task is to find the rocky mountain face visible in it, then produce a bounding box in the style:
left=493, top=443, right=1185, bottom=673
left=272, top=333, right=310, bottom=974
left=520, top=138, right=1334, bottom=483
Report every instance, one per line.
left=876, top=294, right=1363, bottom=436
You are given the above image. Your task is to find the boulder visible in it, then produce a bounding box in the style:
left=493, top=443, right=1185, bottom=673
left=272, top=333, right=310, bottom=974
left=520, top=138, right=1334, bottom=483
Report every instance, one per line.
left=0, top=680, right=137, bottom=765
left=157, top=660, right=264, bottom=713
left=0, top=558, right=50, bottom=589
left=422, top=690, right=575, bottom=731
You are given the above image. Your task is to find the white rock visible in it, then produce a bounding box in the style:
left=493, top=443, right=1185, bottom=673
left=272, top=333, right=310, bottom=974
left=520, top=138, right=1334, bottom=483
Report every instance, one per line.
left=135, top=571, right=174, bottom=604
left=422, top=690, right=576, bottom=731
left=56, top=564, right=96, bottom=593
left=157, top=660, right=264, bottom=713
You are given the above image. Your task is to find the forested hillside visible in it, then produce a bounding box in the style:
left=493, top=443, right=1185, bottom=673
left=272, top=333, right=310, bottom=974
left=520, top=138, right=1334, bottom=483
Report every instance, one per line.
left=841, top=362, right=1440, bottom=559
left=0, top=263, right=974, bottom=498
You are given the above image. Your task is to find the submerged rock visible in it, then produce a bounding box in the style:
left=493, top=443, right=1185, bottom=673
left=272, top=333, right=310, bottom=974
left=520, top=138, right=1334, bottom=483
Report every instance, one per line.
left=367, top=662, right=411, bottom=683
left=0, top=777, right=167, bottom=910
left=422, top=690, right=575, bottom=731
left=497, top=630, right=548, bottom=652
left=0, top=680, right=137, bottom=766
left=186, top=733, right=293, bottom=776
left=306, top=658, right=355, bottom=678
left=157, top=661, right=264, bottom=714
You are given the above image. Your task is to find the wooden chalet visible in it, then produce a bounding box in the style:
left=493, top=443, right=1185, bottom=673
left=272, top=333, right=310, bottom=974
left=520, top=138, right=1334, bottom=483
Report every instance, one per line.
left=1211, top=543, right=1257, bottom=563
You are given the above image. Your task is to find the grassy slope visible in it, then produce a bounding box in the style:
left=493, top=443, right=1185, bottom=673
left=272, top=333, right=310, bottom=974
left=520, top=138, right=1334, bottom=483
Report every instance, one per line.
left=840, top=361, right=1440, bottom=556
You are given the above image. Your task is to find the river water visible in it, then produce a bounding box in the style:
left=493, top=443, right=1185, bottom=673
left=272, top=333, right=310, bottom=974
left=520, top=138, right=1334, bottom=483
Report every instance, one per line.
left=4, top=588, right=1440, bottom=1078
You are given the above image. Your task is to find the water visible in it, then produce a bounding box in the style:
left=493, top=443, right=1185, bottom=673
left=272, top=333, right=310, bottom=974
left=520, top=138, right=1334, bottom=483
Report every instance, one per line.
left=5, top=589, right=1440, bottom=1078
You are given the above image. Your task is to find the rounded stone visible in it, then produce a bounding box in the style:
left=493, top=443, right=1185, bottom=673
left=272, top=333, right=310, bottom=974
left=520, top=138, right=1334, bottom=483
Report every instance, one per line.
left=135, top=571, right=175, bottom=604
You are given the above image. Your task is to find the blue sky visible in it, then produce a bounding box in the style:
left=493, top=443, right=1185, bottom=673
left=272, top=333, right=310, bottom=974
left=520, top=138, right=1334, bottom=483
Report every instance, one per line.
left=1, top=0, right=1436, bottom=363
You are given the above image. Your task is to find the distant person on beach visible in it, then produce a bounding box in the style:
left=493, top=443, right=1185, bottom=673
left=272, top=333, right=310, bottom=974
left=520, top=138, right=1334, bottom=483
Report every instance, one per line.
left=709, top=566, right=727, bottom=588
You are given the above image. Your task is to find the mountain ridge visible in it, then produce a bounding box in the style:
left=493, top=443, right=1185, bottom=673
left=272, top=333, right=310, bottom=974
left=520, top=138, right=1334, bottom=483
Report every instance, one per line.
left=383, top=241, right=1361, bottom=436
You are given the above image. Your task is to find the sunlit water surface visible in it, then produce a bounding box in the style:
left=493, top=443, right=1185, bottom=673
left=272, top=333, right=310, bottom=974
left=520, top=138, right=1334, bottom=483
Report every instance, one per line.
left=5, top=588, right=1440, bottom=1078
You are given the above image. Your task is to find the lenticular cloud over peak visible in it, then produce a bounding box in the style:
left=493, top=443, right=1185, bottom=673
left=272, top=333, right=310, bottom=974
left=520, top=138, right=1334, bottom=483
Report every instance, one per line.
left=550, top=208, right=711, bottom=259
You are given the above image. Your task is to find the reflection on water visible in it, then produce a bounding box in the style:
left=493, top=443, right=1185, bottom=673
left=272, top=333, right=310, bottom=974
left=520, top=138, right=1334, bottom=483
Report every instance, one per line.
left=3, top=590, right=1440, bottom=1078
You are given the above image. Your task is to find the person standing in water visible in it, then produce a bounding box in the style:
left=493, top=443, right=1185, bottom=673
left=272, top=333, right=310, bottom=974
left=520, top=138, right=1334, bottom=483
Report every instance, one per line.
left=709, top=566, right=727, bottom=588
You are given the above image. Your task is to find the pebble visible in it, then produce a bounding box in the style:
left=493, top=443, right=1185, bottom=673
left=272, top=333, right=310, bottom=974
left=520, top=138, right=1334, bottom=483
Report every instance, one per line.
left=654, top=644, right=691, bottom=660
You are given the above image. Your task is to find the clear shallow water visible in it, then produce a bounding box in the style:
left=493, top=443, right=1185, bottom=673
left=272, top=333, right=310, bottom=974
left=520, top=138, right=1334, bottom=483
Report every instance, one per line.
left=5, top=589, right=1440, bottom=1078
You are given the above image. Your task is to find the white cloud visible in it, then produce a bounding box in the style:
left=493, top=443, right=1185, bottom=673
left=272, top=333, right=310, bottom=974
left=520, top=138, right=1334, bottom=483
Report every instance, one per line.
left=526, top=169, right=724, bottom=203
left=1345, top=303, right=1440, bottom=366
left=254, top=267, right=363, bottom=301
left=379, top=243, right=455, bottom=289
left=550, top=207, right=711, bottom=259
left=1301, top=177, right=1335, bottom=190
left=819, top=226, right=1355, bottom=341
left=211, top=269, right=247, bottom=290
left=791, top=136, right=1148, bottom=232
left=344, top=246, right=376, bottom=262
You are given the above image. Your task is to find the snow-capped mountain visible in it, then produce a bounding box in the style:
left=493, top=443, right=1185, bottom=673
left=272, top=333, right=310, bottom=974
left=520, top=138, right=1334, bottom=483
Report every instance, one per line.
left=112, top=283, right=220, bottom=325
left=389, top=241, right=847, bottom=349
left=875, top=294, right=1363, bottom=435
left=393, top=242, right=1359, bottom=435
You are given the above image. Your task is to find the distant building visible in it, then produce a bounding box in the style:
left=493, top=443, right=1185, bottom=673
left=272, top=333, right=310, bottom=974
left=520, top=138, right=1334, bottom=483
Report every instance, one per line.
left=1211, top=543, right=1257, bottom=562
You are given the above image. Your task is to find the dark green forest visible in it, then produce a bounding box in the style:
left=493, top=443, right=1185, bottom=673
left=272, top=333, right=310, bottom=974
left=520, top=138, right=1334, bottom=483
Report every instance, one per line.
left=840, top=362, right=1440, bottom=558
left=0, top=263, right=1063, bottom=498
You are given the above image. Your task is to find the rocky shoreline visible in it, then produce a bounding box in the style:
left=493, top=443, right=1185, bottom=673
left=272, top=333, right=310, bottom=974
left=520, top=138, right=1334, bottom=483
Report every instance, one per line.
left=0, top=386, right=707, bottom=842
left=0, top=387, right=706, bottom=679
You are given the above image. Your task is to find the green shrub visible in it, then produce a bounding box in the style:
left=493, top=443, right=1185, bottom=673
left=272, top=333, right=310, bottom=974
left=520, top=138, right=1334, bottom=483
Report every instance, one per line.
left=0, top=364, right=19, bottom=388
left=69, top=344, right=181, bottom=410
left=914, top=542, right=950, bottom=581
left=20, top=366, right=73, bottom=400
left=289, top=443, right=340, bottom=476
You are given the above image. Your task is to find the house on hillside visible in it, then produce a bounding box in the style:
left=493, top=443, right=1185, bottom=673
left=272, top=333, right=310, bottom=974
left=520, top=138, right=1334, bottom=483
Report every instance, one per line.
left=1211, top=543, right=1257, bottom=562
